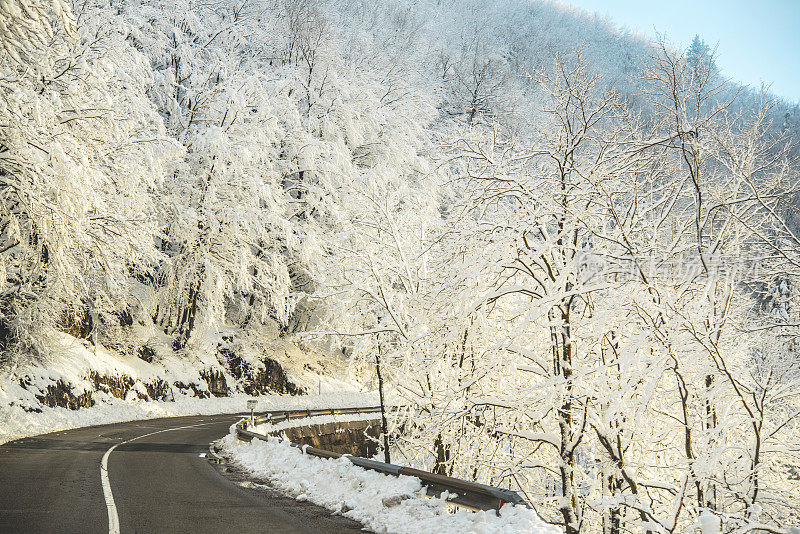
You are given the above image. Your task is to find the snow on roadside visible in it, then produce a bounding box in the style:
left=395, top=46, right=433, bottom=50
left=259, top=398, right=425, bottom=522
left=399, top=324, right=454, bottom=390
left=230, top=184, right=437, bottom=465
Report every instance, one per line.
left=0, top=389, right=377, bottom=444
left=0, top=331, right=377, bottom=445
left=220, top=435, right=561, bottom=534
left=0, top=389, right=378, bottom=445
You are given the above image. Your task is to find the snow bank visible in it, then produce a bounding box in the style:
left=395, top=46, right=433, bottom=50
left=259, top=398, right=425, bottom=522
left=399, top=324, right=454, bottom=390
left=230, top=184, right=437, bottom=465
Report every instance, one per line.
left=220, top=435, right=560, bottom=534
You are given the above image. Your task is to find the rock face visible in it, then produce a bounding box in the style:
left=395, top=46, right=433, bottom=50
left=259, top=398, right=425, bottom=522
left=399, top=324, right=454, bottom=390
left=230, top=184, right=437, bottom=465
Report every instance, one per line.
left=221, top=348, right=304, bottom=396
left=196, top=354, right=306, bottom=398
left=137, top=345, right=156, bottom=363
left=56, top=308, right=93, bottom=341
left=144, top=378, right=171, bottom=401
left=245, top=358, right=303, bottom=395
left=32, top=380, right=95, bottom=410
left=200, top=369, right=229, bottom=397
left=12, top=337, right=308, bottom=412
left=272, top=420, right=381, bottom=457
left=90, top=371, right=134, bottom=399
left=173, top=381, right=209, bottom=399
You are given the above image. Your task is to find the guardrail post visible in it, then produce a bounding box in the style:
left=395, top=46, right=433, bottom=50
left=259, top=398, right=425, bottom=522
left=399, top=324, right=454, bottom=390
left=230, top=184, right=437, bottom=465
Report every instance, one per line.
left=247, top=399, right=257, bottom=428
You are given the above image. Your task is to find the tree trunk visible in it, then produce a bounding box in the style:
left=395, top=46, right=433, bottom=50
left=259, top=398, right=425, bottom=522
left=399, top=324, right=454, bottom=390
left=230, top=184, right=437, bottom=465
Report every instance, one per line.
left=174, top=281, right=200, bottom=350
left=376, top=342, right=391, bottom=463
left=433, top=433, right=451, bottom=476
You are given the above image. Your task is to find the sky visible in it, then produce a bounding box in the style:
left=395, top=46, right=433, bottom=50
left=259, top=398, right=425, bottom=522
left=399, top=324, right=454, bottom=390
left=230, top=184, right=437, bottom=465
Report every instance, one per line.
left=562, top=0, right=800, bottom=104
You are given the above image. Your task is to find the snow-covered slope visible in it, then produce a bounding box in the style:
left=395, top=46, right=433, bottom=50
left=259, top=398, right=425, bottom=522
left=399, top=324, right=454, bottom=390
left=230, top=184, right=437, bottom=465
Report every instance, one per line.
left=0, top=332, right=372, bottom=444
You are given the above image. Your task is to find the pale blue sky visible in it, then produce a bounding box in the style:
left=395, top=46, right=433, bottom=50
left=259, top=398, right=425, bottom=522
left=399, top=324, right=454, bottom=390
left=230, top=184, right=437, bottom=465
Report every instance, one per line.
left=562, top=0, right=800, bottom=104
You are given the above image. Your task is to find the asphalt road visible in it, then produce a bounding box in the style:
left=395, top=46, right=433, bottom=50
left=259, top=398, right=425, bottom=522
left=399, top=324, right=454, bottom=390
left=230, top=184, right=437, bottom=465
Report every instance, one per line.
left=0, top=414, right=366, bottom=534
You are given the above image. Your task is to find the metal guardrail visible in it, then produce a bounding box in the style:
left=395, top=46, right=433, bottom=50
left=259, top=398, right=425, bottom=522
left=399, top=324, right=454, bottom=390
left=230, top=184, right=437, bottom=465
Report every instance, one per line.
left=248, top=406, right=385, bottom=427
left=232, top=406, right=529, bottom=512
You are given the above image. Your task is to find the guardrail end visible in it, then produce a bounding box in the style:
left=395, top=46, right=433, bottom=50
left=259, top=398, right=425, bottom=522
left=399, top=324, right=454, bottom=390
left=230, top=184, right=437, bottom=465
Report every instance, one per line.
left=207, top=441, right=225, bottom=464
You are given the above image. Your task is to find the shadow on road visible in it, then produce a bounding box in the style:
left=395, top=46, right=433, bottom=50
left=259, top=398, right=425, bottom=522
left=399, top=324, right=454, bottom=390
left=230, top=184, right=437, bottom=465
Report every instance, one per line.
left=1, top=438, right=207, bottom=454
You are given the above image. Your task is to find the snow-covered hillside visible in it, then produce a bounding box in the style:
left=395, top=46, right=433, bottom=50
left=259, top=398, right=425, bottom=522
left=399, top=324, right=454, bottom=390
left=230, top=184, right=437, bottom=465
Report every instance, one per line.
left=2, top=0, right=800, bottom=532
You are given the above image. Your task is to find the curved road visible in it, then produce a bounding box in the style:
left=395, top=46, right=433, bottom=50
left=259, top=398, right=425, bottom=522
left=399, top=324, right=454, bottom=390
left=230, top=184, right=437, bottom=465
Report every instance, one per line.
left=0, top=414, right=365, bottom=534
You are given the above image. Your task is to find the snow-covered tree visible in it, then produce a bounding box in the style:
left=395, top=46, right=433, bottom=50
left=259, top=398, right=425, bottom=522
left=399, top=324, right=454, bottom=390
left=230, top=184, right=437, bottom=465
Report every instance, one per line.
left=394, top=44, right=800, bottom=533
left=0, top=0, right=174, bottom=357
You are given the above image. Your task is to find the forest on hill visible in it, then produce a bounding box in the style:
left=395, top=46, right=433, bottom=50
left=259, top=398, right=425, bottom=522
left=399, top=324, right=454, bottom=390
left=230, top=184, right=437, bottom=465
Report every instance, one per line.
left=2, top=0, right=800, bottom=531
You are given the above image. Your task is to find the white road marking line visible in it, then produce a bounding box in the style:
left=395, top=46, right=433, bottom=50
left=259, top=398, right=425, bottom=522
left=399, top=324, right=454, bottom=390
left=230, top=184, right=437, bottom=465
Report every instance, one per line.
left=100, top=421, right=219, bottom=534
